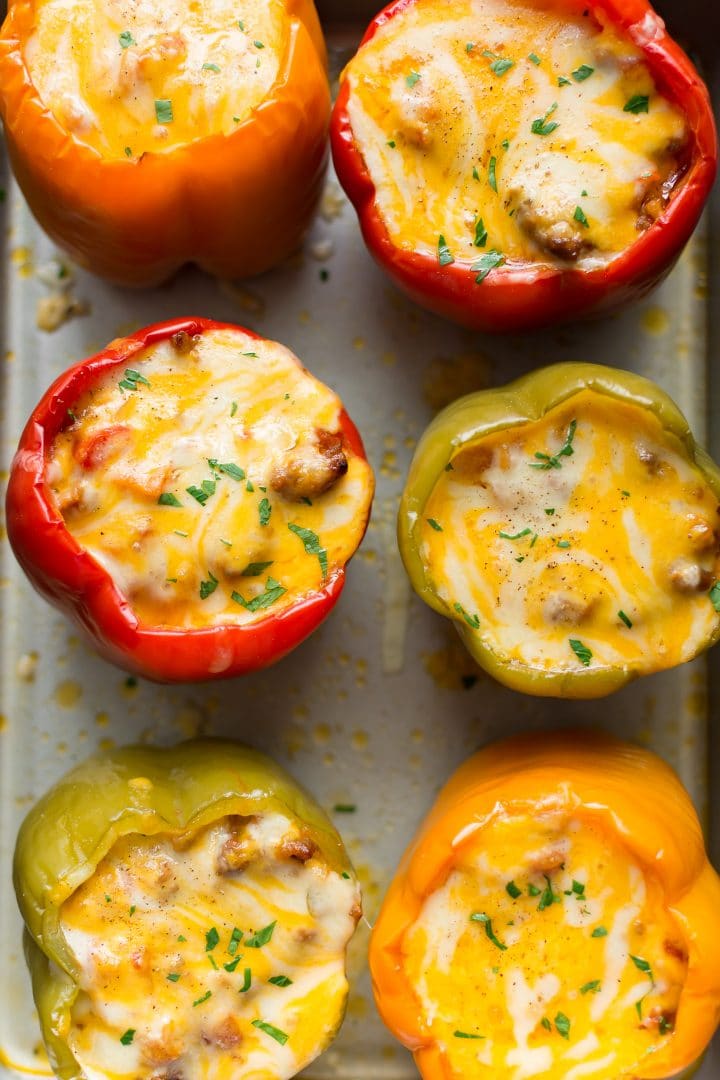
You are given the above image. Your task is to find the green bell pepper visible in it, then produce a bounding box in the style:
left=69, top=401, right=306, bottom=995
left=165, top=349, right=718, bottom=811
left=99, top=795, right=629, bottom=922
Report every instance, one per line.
left=399, top=362, right=720, bottom=698
left=14, top=739, right=358, bottom=1080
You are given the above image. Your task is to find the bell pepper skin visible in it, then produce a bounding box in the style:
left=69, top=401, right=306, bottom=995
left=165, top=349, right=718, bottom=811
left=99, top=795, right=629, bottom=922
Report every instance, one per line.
left=13, top=738, right=358, bottom=1080
left=331, top=0, right=717, bottom=334
left=398, top=362, right=720, bottom=698
left=369, top=730, right=720, bottom=1080
left=5, top=316, right=372, bottom=683
left=0, top=0, right=329, bottom=286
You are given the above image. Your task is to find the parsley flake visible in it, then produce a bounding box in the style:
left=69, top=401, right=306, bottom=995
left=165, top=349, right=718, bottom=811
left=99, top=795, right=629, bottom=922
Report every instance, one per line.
left=406, top=70, right=421, bottom=88
left=205, top=927, right=220, bottom=952
left=245, top=921, right=276, bottom=949
left=454, top=1031, right=485, bottom=1039
left=490, top=57, right=514, bottom=76
left=538, top=874, right=560, bottom=911
left=228, top=928, right=244, bottom=955
left=528, top=52, right=541, bottom=65
left=288, top=522, right=328, bottom=580
left=427, top=518, right=443, bottom=532
left=531, top=102, right=559, bottom=136
left=488, top=155, right=498, bottom=192
left=158, top=492, right=182, bottom=507
left=709, top=581, right=720, bottom=612
left=474, top=217, right=488, bottom=247
left=555, top=1013, right=571, bottom=1040
left=119, top=368, right=150, bottom=392
left=193, top=991, right=212, bottom=1007
left=574, top=205, right=590, bottom=228
left=454, top=602, right=480, bottom=629
left=208, top=459, right=245, bottom=481
left=154, top=99, right=174, bottom=124
left=499, top=528, right=531, bottom=541
left=438, top=234, right=455, bottom=266
left=167, top=972, right=181, bottom=982
left=258, top=498, right=272, bottom=526
left=269, top=975, right=293, bottom=987
left=239, top=967, right=252, bottom=992
left=506, top=880, right=522, bottom=899
left=592, top=926, right=608, bottom=938
left=624, top=94, right=649, bottom=114
left=224, top=957, right=241, bottom=972
left=241, top=561, right=274, bottom=577
left=334, top=804, right=357, bottom=813
left=470, top=912, right=507, bottom=951
left=572, top=64, right=594, bottom=81
left=199, top=572, right=218, bottom=600
left=569, top=638, right=593, bottom=666
left=202, top=62, right=221, bottom=73
left=472, top=250, right=505, bottom=283
left=231, top=577, right=287, bottom=612
left=580, top=980, right=602, bottom=994
left=252, top=1020, right=288, bottom=1046
left=119, top=30, right=135, bottom=49
left=558, top=75, right=571, bottom=86
left=630, top=955, right=654, bottom=978
left=530, top=418, right=577, bottom=469
left=618, top=610, right=633, bottom=628
left=541, top=1018, right=552, bottom=1031
left=120, top=1029, right=135, bottom=1046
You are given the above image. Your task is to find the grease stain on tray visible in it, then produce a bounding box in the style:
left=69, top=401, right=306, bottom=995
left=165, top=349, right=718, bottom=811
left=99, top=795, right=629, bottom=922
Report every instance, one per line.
left=53, top=679, right=82, bottom=708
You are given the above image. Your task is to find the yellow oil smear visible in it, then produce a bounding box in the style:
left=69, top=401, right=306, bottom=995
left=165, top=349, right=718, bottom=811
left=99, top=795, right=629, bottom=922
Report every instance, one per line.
left=54, top=679, right=82, bottom=708
left=313, top=722, right=332, bottom=744
left=95, top=711, right=110, bottom=727
left=641, top=305, right=669, bottom=335
left=351, top=729, right=369, bottom=750
left=11, top=246, right=34, bottom=277
left=423, top=353, right=492, bottom=412
left=0, top=713, right=7, bottom=732
left=422, top=640, right=483, bottom=691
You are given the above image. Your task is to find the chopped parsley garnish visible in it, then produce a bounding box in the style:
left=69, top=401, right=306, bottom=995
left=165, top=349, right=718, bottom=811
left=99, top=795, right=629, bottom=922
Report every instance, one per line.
left=228, top=928, right=243, bottom=955
left=252, top=1020, right=288, bottom=1046
left=174, top=530, right=188, bottom=538
left=342, top=872, right=351, bottom=879
left=202, top=62, right=221, bottom=73
left=120, top=1029, right=135, bottom=1045
left=193, top=991, right=212, bottom=1007
left=624, top=94, right=649, bottom=114
left=454, top=1031, right=485, bottom=1039
left=659, top=1016, right=673, bottom=1035
left=454, top=602, right=480, bottom=630
left=630, top=955, right=654, bottom=978
left=129, top=905, right=136, bottom=916
left=571, top=880, right=585, bottom=896
left=427, top=518, right=443, bottom=532
left=556, top=540, right=571, bottom=549
left=224, top=957, right=241, bottom=973
left=167, top=972, right=181, bottom=982
left=618, top=610, right=633, bottom=628
left=538, top=874, right=560, bottom=911
left=501, top=138, right=510, bottom=149
left=569, top=638, right=593, bottom=666
left=709, top=581, right=720, bottom=612
left=119, top=30, right=135, bottom=48
left=488, top=155, right=498, bottom=192
left=219, top=538, right=232, bottom=547
left=208, top=459, right=245, bottom=481
left=528, top=52, right=541, bottom=65
left=119, top=368, right=150, bottom=391
left=474, top=217, right=488, bottom=247
left=574, top=205, right=590, bottom=228
left=472, top=250, right=505, bottom=283
left=466, top=41, right=475, bottom=52
left=199, top=572, right=218, bottom=600
left=231, top=577, right=287, bottom=612
left=288, top=522, right=328, bottom=580
left=246, top=480, right=254, bottom=492
left=531, top=102, right=559, bottom=136
left=506, top=880, right=522, bottom=899
left=555, top=1013, right=571, bottom=1039
left=187, top=484, right=211, bottom=505
left=269, top=975, right=293, bottom=987
left=437, top=234, right=455, bottom=267
left=580, top=980, right=602, bottom=994
left=258, top=498, right=272, bottom=526
left=238, top=19, right=245, bottom=30
left=154, top=99, right=174, bottom=124
left=230, top=401, right=238, bottom=417
left=158, top=492, right=182, bottom=507
left=241, top=351, right=258, bottom=358
left=621, top=489, right=631, bottom=497
left=240, top=968, right=252, bottom=992
left=245, top=921, right=276, bottom=949
left=499, top=528, right=531, bottom=541
left=470, top=912, right=508, bottom=951
left=387, top=139, right=396, bottom=148
left=334, top=804, right=357, bottom=813
left=558, top=75, right=571, bottom=86
left=572, top=64, right=594, bottom=81
left=241, top=561, right=274, bottom=577
left=530, top=418, right=577, bottom=469
left=490, top=57, right=514, bottom=76
left=406, top=70, right=421, bottom=88
left=591, top=926, right=608, bottom=938
left=177, top=934, right=187, bottom=943
left=205, top=927, right=220, bottom=952
left=472, top=166, right=480, bottom=181
left=254, top=40, right=264, bottom=49
left=445, top=461, right=454, bottom=471
left=541, top=1017, right=552, bottom=1031
left=544, top=508, right=555, bottom=516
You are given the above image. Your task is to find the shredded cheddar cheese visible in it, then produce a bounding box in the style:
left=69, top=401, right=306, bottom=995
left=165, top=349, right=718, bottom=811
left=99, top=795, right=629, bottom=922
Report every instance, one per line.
left=46, top=328, right=373, bottom=629
left=344, top=0, right=687, bottom=269
left=421, top=391, right=720, bottom=676
left=24, top=0, right=286, bottom=158
left=60, top=813, right=360, bottom=1080
left=404, top=809, right=687, bottom=1079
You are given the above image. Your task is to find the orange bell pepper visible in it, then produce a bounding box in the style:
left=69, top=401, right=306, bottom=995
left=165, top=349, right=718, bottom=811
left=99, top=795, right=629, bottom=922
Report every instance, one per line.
left=370, top=731, right=720, bottom=1080
left=0, top=0, right=329, bottom=285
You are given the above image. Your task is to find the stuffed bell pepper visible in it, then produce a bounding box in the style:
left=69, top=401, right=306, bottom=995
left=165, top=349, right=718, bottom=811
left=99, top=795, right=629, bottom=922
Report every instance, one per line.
left=399, top=362, right=720, bottom=698
left=5, top=317, right=374, bottom=682
left=14, top=738, right=362, bottom=1080
left=370, top=730, right=720, bottom=1080
left=0, top=0, right=329, bottom=285
left=331, top=0, right=717, bottom=332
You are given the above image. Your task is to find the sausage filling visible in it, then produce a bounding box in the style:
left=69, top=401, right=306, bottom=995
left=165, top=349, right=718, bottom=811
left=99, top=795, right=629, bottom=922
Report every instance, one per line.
left=343, top=0, right=689, bottom=272
left=421, top=390, right=720, bottom=676
left=60, top=812, right=361, bottom=1080
left=46, top=328, right=374, bottom=629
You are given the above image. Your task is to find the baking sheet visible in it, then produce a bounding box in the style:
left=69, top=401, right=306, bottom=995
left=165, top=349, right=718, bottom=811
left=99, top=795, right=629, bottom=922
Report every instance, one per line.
left=1, top=2, right=719, bottom=1077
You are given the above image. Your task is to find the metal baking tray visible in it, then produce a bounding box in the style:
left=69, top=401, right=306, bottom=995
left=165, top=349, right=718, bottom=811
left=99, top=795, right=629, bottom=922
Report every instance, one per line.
left=1, top=1, right=719, bottom=1076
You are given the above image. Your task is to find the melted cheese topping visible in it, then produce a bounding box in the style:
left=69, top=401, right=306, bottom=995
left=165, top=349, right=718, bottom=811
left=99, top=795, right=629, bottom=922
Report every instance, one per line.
left=24, top=0, right=286, bottom=159
left=344, top=0, right=687, bottom=269
left=404, top=810, right=687, bottom=1080
left=60, top=812, right=360, bottom=1080
left=46, top=329, right=373, bottom=629
left=421, top=391, right=720, bottom=676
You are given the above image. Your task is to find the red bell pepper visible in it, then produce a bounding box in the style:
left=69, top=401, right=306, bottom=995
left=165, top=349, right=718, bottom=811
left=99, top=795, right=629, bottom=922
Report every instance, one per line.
left=5, top=317, right=372, bottom=683
left=331, top=0, right=717, bottom=333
